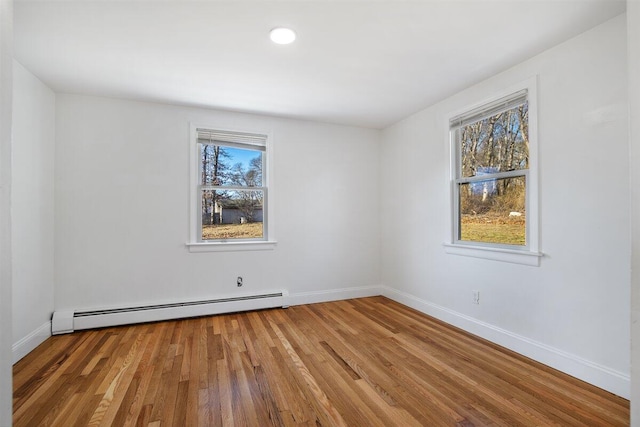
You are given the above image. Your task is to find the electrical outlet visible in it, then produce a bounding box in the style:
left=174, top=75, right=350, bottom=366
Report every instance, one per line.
left=237, top=276, right=243, bottom=287
left=472, top=290, right=480, bottom=304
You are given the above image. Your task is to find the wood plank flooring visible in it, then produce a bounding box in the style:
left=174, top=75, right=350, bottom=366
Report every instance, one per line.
left=13, top=297, right=629, bottom=426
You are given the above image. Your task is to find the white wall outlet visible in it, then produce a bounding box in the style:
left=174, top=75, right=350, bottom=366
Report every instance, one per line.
left=472, top=290, right=480, bottom=304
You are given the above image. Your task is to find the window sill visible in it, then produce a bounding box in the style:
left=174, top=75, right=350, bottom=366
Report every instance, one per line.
left=443, top=243, right=542, bottom=266
left=186, top=241, right=277, bottom=253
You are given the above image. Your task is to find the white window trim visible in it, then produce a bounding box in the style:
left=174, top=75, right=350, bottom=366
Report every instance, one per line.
left=186, top=123, right=277, bottom=253
left=443, top=77, right=542, bottom=266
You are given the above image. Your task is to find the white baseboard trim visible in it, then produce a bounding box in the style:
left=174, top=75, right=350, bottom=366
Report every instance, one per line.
left=382, top=286, right=630, bottom=399
left=288, top=285, right=382, bottom=307
left=13, top=321, right=51, bottom=364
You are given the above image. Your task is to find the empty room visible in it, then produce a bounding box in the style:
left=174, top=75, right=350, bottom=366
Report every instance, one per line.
left=2, top=0, right=640, bottom=425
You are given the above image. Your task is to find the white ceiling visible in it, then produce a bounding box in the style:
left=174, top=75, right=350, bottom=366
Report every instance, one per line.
left=14, top=1, right=626, bottom=129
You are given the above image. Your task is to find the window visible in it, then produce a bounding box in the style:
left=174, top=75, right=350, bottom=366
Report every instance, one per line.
left=188, top=126, right=275, bottom=252
left=445, top=81, right=540, bottom=265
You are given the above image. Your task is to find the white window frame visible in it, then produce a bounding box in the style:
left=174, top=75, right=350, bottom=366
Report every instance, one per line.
left=186, top=124, right=276, bottom=252
left=443, top=78, right=541, bottom=266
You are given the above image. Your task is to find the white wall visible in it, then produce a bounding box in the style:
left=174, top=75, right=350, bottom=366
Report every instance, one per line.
left=381, top=14, right=630, bottom=397
left=54, top=95, right=381, bottom=311
left=629, top=0, right=640, bottom=423
left=11, top=60, right=55, bottom=362
left=0, top=0, right=12, bottom=423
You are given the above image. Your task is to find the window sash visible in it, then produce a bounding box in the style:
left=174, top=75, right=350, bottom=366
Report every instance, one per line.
left=199, top=146, right=264, bottom=187
left=453, top=169, right=531, bottom=251
left=453, top=170, right=529, bottom=249
left=197, top=190, right=269, bottom=242
left=199, top=188, right=267, bottom=241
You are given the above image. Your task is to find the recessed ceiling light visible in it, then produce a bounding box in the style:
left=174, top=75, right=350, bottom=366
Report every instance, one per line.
left=270, top=27, right=296, bottom=45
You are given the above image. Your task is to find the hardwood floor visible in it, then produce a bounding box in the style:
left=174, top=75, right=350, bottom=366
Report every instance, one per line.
left=13, top=297, right=629, bottom=426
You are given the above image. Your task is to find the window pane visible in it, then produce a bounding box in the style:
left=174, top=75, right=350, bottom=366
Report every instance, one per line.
left=460, top=101, right=528, bottom=178
left=458, top=176, right=526, bottom=245
left=201, top=190, right=264, bottom=240
left=200, top=145, right=263, bottom=187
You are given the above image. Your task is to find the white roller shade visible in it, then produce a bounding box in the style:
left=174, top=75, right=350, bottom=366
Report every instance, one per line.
left=450, top=90, right=527, bottom=130
left=196, top=128, right=267, bottom=151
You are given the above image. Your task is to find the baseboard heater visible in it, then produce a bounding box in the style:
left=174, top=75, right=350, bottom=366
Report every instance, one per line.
left=51, top=290, right=289, bottom=335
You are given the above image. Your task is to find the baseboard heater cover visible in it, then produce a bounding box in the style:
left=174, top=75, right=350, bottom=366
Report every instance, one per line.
left=52, top=290, right=289, bottom=335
